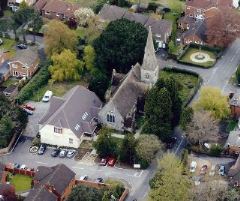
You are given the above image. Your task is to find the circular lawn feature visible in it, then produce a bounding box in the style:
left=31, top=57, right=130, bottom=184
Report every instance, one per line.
left=190, top=52, right=215, bottom=63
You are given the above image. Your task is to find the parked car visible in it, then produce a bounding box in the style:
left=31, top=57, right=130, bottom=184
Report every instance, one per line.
left=42, top=90, right=53, bottom=102
left=20, top=164, right=27, bottom=170
left=219, top=165, right=225, bottom=176
left=21, top=107, right=33, bottom=115
left=0, top=38, right=3, bottom=45
left=66, top=150, right=76, bottom=159
left=14, top=163, right=20, bottom=169
left=17, top=43, right=27, bottom=49
left=190, top=161, right=197, bottom=173
left=209, top=165, right=215, bottom=176
left=107, top=158, right=116, bottom=167
left=79, top=175, right=88, bottom=181
left=166, top=137, right=177, bottom=149
left=22, top=103, right=35, bottom=111
left=200, top=165, right=208, bottom=175
left=96, top=177, right=104, bottom=183
left=59, top=149, right=67, bottom=158
left=51, top=148, right=60, bottom=157
left=99, top=158, right=107, bottom=166
left=38, top=144, right=47, bottom=155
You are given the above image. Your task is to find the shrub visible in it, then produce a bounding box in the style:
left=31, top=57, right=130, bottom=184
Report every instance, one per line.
left=209, top=144, right=223, bottom=157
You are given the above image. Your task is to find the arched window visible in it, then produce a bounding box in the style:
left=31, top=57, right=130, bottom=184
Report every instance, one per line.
left=107, top=112, right=115, bottom=123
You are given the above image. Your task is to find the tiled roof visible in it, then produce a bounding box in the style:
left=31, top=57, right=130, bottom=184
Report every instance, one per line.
left=25, top=185, right=58, bottom=201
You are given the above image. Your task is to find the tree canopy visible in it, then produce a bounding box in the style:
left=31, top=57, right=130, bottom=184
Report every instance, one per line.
left=94, top=18, right=148, bottom=74
left=149, top=153, right=190, bottom=201
left=194, top=86, right=230, bottom=119
left=49, top=49, right=83, bottom=82
left=119, top=134, right=136, bottom=164
left=44, top=20, right=78, bottom=57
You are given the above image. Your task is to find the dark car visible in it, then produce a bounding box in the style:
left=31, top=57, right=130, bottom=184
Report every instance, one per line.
left=17, top=44, right=27, bottom=49
left=38, top=144, right=46, bottom=155
left=96, top=177, right=104, bottom=183
left=14, top=163, right=20, bottom=169
left=51, top=148, right=60, bottom=157
left=166, top=137, right=177, bottom=149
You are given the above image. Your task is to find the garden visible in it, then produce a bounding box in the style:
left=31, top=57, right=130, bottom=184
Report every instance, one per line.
left=7, top=173, right=32, bottom=192
left=178, top=47, right=217, bottom=68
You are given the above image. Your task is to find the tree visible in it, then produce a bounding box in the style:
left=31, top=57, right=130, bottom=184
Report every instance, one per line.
left=29, top=12, right=43, bottom=43
left=144, top=87, right=172, bottom=141
left=67, top=185, right=104, bottom=201
left=44, top=20, right=78, bottom=57
left=236, top=65, right=240, bottom=85
left=93, top=128, right=118, bottom=158
left=83, top=45, right=96, bottom=72
left=0, top=187, right=18, bottom=201
left=94, top=18, right=148, bottom=74
left=194, top=86, right=230, bottom=119
left=149, top=153, right=190, bottom=201
left=49, top=49, right=83, bottom=82
left=135, top=134, right=162, bottom=166
left=185, top=110, right=219, bottom=145
left=119, top=134, right=136, bottom=164
left=74, top=8, right=95, bottom=27
left=180, top=107, right=194, bottom=130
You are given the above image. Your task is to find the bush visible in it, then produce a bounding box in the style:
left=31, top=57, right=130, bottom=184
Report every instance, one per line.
left=209, top=144, right=223, bottom=157
left=236, top=65, right=240, bottom=85
left=16, top=60, right=50, bottom=104
left=148, top=2, right=159, bottom=11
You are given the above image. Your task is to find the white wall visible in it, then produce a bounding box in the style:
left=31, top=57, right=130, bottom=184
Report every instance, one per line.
left=39, top=125, right=81, bottom=148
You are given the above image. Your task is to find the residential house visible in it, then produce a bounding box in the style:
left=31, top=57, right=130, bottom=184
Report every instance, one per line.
left=228, top=155, right=240, bottom=187
left=8, top=0, right=36, bottom=12
left=98, top=4, right=172, bottom=48
left=229, top=93, right=240, bottom=118
left=39, top=85, right=102, bottom=148
left=0, top=51, right=10, bottom=82
left=3, top=84, right=18, bottom=99
left=25, top=164, right=75, bottom=201
left=98, top=27, right=159, bottom=132
left=224, top=129, right=240, bottom=155
left=34, top=0, right=80, bottom=21
left=8, top=48, right=39, bottom=79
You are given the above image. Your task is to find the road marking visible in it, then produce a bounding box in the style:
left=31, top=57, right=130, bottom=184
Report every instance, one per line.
left=134, top=170, right=144, bottom=177
left=72, top=166, right=84, bottom=170
left=175, top=137, right=184, bottom=155
left=36, top=161, right=47, bottom=165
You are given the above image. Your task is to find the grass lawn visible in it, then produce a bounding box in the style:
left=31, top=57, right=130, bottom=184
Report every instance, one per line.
left=8, top=174, right=32, bottom=192
left=160, top=70, right=199, bottom=104
left=30, top=80, right=88, bottom=102
left=2, top=78, right=19, bottom=87
left=0, top=38, right=16, bottom=58
left=3, top=10, right=13, bottom=18
left=179, top=47, right=217, bottom=68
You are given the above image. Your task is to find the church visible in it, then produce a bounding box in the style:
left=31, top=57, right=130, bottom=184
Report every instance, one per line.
left=98, top=27, right=160, bottom=132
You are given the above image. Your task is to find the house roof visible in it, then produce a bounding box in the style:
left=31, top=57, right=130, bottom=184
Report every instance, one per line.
left=228, top=155, right=240, bottom=177
left=98, top=4, right=172, bottom=37
left=3, top=84, right=17, bottom=94
left=41, top=0, right=80, bottom=18
left=10, top=48, right=38, bottom=67
left=33, top=0, right=48, bottom=11
left=186, top=0, right=232, bottom=10
left=39, top=85, right=102, bottom=136
left=107, top=64, right=148, bottom=117
left=0, top=184, right=15, bottom=195
left=0, top=60, right=9, bottom=75
left=224, top=130, right=240, bottom=148
left=25, top=185, right=58, bottom=201
left=182, top=20, right=206, bottom=42
left=34, top=164, right=75, bottom=195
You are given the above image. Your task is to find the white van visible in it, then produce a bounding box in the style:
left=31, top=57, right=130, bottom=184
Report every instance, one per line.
left=42, top=90, right=53, bottom=102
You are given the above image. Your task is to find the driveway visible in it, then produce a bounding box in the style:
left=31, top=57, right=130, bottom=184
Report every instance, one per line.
left=22, top=101, right=49, bottom=138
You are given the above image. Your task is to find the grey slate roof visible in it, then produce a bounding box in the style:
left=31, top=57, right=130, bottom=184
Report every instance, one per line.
left=141, top=26, right=159, bottom=71
left=34, top=164, right=75, bottom=195
left=10, top=48, right=38, bottom=67
left=230, top=93, right=240, bottom=107
left=109, top=64, right=148, bottom=117
left=0, top=60, right=9, bottom=75
left=25, top=185, right=58, bottom=201
left=39, top=85, right=102, bottom=136
left=224, top=130, right=240, bottom=148
left=98, top=4, right=172, bottom=38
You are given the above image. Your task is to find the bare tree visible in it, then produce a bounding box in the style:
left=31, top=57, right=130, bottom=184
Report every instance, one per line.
left=185, top=110, right=220, bottom=145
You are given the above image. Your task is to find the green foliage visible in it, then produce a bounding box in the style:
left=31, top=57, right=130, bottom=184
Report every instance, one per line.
left=67, top=185, right=104, bottom=201
left=180, top=107, right=193, bottom=130
left=49, top=49, right=84, bottom=82
left=209, top=144, right=223, bottom=157
left=149, top=153, right=190, bottom=201
left=119, top=134, right=136, bottom=164
left=102, top=181, right=125, bottom=201
left=93, top=128, right=118, bottom=158
left=17, top=60, right=50, bottom=104
left=83, top=45, right=96, bottom=72
left=94, top=18, right=148, bottom=74
left=236, top=65, right=240, bottom=84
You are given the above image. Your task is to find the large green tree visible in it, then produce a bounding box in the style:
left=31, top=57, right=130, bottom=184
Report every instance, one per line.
left=94, top=18, right=148, bottom=74
left=149, top=153, right=190, bottom=201
left=93, top=128, right=118, bottom=158
left=44, top=20, right=78, bottom=57
left=119, top=134, right=136, bottom=164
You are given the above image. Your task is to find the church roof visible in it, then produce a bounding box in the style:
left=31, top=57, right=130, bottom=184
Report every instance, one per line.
left=141, top=27, right=159, bottom=71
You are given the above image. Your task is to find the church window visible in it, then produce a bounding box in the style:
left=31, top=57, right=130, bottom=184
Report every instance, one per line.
left=145, top=73, right=150, bottom=79
left=54, top=127, right=62, bottom=134
left=107, top=112, right=115, bottom=123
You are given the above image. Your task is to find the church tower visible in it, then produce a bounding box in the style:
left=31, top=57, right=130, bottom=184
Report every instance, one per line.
left=141, top=26, right=159, bottom=86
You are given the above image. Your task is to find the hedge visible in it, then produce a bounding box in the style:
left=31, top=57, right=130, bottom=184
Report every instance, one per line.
left=16, top=60, right=50, bottom=104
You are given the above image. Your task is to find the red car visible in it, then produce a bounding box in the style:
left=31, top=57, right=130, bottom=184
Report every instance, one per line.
left=107, top=158, right=116, bottom=167
left=22, top=104, right=35, bottom=111
left=200, top=165, right=208, bottom=175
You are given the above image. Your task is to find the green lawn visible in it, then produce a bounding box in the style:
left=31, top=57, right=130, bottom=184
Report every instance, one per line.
left=179, top=47, right=217, bottom=68
left=8, top=174, right=32, bottom=192
left=30, top=81, right=88, bottom=102
left=160, top=70, right=199, bottom=104
left=0, top=38, right=16, bottom=58
left=2, top=78, right=19, bottom=87
left=3, top=10, right=13, bottom=18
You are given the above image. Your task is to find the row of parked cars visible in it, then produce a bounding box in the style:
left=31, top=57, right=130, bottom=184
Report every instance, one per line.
left=79, top=175, right=104, bottom=184
left=190, top=161, right=225, bottom=176
left=37, top=144, right=77, bottom=159
left=99, top=157, right=116, bottom=167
